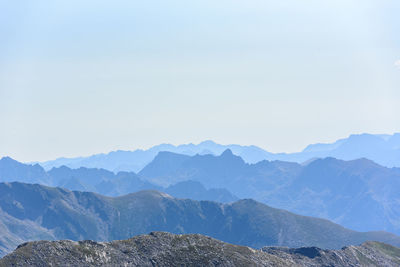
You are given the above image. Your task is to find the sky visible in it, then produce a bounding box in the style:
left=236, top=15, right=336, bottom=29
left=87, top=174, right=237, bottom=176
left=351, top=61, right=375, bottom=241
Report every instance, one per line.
left=1, top=0, right=400, bottom=162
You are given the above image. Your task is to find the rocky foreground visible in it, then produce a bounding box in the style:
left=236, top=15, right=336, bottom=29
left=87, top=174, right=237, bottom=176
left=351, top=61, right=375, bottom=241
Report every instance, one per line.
left=1, top=232, right=400, bottom=267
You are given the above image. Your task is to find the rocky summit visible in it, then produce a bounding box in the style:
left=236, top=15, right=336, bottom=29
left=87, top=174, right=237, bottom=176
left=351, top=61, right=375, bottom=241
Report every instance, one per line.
left=1, top=232, right=400, bottom=267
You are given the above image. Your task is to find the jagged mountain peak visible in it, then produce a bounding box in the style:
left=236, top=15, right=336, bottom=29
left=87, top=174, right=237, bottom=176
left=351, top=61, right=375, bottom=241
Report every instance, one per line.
left=220, top=148, right=233, bottom=156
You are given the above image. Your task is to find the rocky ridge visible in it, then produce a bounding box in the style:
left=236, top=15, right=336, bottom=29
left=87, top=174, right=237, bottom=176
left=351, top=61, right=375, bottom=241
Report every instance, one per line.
left=2, top=182, right=400, bottom=257
left=1, top=232, right=400, bottom=266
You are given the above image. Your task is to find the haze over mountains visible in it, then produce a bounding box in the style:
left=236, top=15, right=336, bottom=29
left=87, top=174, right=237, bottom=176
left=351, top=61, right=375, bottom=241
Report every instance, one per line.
left=38, top=133, right=400, bottom=172
left=140, top=150, right=400, bottom=235
left=0, top=182, right=399, bottom=258
left=2, top=134, right=400, bottom=263
left=3, top=0, right=399, bottom=263
left=3, top=148, right=400, bottom=235
left=0, top=157, right=237, bottom=203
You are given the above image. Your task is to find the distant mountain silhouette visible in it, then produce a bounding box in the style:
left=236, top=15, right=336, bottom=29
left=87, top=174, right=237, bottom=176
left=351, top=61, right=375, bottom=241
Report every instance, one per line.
left=0, top=182, right=399, bottom=257
left=139, top=150, right=400, bottom=235
left=37, top=133, right=400, bottom=172
left=282, top=133, right=400, bottom=167
left=0, top=157, right=50, bottom=184
left=38, top=140, right=273, bottom=172
left=0, top=157, right=236, bottom=202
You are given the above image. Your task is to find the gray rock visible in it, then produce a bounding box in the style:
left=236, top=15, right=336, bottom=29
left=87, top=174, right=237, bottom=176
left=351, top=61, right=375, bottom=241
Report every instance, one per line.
left=1, top=232, right=400, bottom=266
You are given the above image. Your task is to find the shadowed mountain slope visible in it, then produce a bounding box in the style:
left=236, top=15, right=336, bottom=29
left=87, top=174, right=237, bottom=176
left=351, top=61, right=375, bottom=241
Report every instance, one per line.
left=164, top=180, right=238, bottom=203
left=4, top=154, right=400, bottom=235
left=139, top=151, right=400, bottom=235
left=0, top=182, right=399, bottom=257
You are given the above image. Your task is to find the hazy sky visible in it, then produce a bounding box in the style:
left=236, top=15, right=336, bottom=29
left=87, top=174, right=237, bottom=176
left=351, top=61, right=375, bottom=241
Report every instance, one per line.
left=1, top=0, right=400, bottom=162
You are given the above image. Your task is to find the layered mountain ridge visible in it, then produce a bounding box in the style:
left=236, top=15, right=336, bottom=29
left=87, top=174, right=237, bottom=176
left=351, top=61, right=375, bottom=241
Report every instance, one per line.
left=37, top=133, right=400, bottom=172
left=0, top=182, right=399, bottom=257
left=139, top=150, right=400, bottom=235
left=0, top=157, right=237, bottom=203
left=3, top=152, right=400, bottom=235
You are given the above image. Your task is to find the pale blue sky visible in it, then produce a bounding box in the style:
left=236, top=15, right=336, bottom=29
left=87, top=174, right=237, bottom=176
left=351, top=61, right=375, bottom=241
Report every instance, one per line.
left=1, top=0, right=400, bottom=161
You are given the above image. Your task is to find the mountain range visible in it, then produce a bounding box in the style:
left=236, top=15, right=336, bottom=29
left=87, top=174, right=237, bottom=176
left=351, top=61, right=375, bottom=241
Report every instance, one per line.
left=1, top=182, right=400, bottom=258
left=37, top=133, right=400, bottom=172
left=3, top=151, right=400, bottom=236
left=2, top=232, right=400, bottom=266
left=139, top=150, right=400, bottom=235
left=0, top=156, right=237, bottom=203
